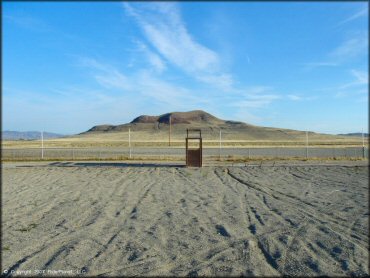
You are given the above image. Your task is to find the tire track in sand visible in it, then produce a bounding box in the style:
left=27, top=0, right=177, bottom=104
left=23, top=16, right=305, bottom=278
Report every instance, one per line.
left=213, top=168, right=281, bottom=275
left=234, top=167, right=366, bottom=244
left=227, top=166, right=368, bottom=275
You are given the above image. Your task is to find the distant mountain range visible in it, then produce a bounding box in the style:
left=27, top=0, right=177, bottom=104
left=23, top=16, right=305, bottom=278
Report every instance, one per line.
left=2, top=131, right=65, bottom=140
left=80, top=110, right=362, bottom=141
left=338, top=133, right=369, bottom=137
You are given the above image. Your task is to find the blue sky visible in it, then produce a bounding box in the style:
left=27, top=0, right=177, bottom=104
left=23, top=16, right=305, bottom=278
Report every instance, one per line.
left=3, top=1, right=368, bottom=134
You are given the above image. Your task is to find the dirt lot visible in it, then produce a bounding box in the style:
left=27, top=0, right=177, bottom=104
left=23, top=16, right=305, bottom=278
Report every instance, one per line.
left=2, top=161, right=369, bottom=276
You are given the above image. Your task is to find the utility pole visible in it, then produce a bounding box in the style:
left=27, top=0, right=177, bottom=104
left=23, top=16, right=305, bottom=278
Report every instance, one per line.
left=129, top=128, right=131, bottom=159
left=169, top=115, right=171, bottom=147
left=306, top=130, right=308, bottom=158
left=362, top=128, right=365, bottom=147
left=219, top=129, right=222, bottom=160
left=362, top=128, right=365, bottom=158
left=41, top=131, right=44, bottom=159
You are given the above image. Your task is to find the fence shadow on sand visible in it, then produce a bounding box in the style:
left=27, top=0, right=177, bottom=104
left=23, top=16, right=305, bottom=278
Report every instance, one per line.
left=47, top=161, right=184, bottom=168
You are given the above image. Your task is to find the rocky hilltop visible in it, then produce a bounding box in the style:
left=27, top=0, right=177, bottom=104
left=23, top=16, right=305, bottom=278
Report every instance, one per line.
left=131, top=110, right=224, bottom=125
left=84, top=110, right=249, bottom=133
left=81, top=110, right=342, bottom=141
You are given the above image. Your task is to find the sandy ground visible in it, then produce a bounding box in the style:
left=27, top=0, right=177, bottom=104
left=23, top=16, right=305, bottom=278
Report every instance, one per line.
left=2, top=161, right=369, bottom=276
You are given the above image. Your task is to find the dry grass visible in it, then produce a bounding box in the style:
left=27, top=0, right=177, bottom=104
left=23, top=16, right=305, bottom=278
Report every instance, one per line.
left=2, top=138, right=367, bottom=149
left=3, top=127, right=368, bottom=149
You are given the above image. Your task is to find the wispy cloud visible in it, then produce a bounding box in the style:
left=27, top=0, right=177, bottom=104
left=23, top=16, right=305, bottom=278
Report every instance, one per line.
left=337, top=5, right=368, bottom=26
left=124, top=3, right=219, bottom=72
left=135, top=41, right=167, bottom=73
left=229, top=86, right=280, bottom=109
left=338, top=69, right=368, bottom=90
left=231, top=99, right=278, bottom=109
left=72, top=5, right=285, bottom=126
left=287, top=94, right=318, bottom=101
left=77, top=57, right=209, bottom=109
left=329, top=31, right=368, bottom=61
left=136, top=71, right=210, bottom=108
left=77, top=56, right=284, bottom=127
left=123, top=2, right=237, bottom=92
left=231, top=109, right=263, bottom=125
left=335, top=88, right=367, bottom=99
left=242, top=86, right=274, bottom=95
left=316, top=69, right=369, bottom=99
left=351, top=69, right=368, bottom=85
left=304, top=31, right=367, bottom=70
left=120, top=1, right=285, bottom=120
left=287, top=95, right=302, bottom=101
left=302, top=62, right=338, bottom=70
left=146, top=51, right=167, bottom=73
left=94, top=72, right=132, bottom=91
left=197, top=74, right=235, bottom=92
left=316, top=72, right=367, bottom=91
left=226, top=87, right=282, bottom=125
left=78, top=57, right=133, bottom=91
left=4, top=13, right=50, bottom=32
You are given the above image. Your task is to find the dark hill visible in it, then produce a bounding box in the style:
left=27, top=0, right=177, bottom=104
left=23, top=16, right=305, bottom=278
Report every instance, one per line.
left=85, top=110, right=231, bottom=133
left=80, top=110, right=346, bottom=141
left=131, top=110, right=223, bottom=125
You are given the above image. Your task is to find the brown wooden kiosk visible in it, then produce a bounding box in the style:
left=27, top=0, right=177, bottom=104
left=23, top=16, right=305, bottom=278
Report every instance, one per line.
left=185, top=129, right=202, bottom=167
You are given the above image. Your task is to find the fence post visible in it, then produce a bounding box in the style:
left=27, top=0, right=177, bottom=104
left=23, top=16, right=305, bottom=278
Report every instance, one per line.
left=41, top=131, right=44, bottom=160
left=129, top=128, right=132, bottom=159
left=362, top=131, right=365, bottom=158
left=219, top=129, right=222, bottom=160
left=169, top=115, right=171, bottom=147
left=305, top=131, right=308, bottom=159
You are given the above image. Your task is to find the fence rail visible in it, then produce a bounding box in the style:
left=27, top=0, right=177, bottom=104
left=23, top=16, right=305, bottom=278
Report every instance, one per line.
left=2, top=146, right=368, bottom=160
